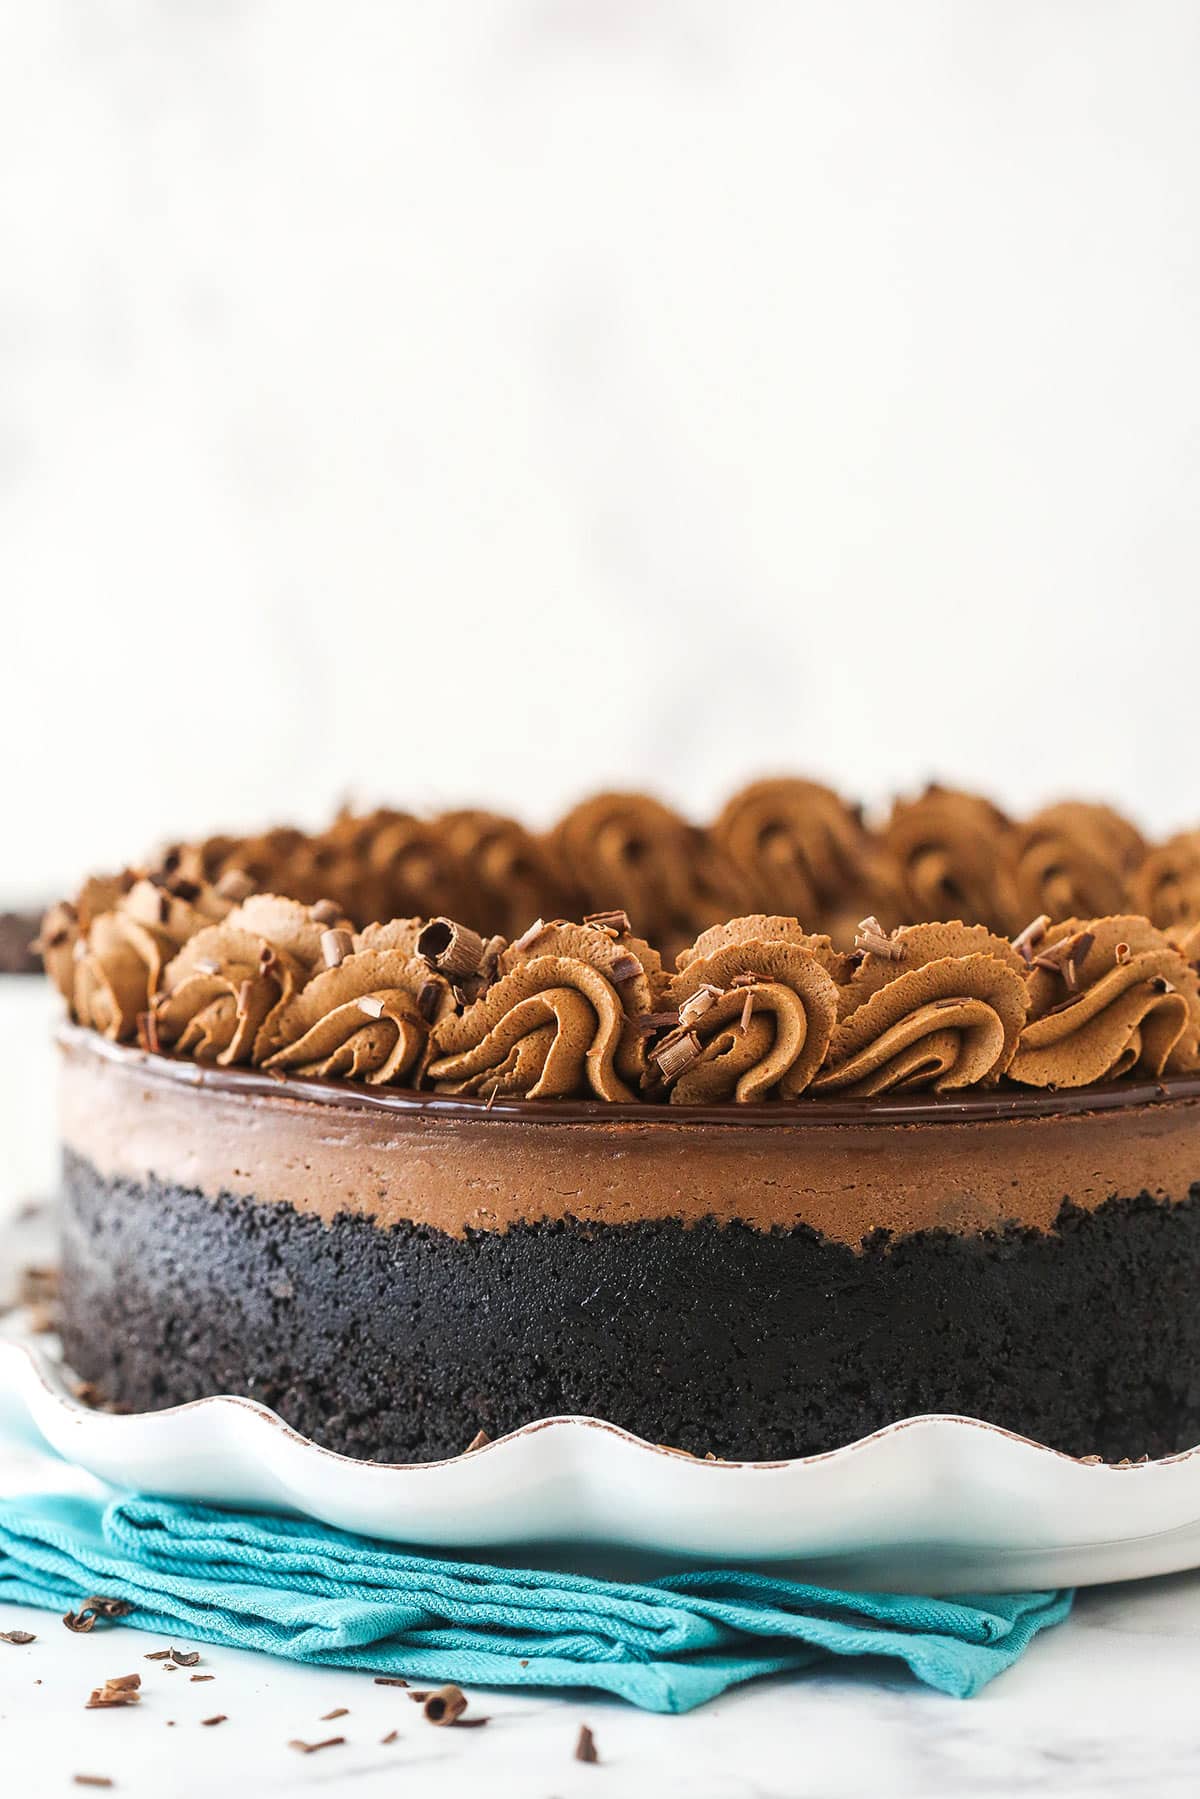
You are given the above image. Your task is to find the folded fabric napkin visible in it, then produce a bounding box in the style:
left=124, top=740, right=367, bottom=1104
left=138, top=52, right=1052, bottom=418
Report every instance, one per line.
left=0, top=1492, right=1072, bottom=1713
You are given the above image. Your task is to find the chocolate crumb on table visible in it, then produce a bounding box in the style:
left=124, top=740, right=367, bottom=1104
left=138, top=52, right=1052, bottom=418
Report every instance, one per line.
left=200, top=1714, right=227, bottom=1727
left=575, top=1723, right=600, bottom=1763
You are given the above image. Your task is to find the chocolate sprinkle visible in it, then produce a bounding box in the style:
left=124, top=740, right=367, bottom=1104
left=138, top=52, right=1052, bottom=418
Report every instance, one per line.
left=575, top=1723, right=600, bottom=1763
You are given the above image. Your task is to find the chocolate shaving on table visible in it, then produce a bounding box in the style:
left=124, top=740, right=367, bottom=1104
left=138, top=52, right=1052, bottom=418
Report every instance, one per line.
left=1, top=1629, right=36, bottom=1644
left=373, top=1676, right=409, bottom=1688
left=575, top=1723, right=600, bottom=1763
left=320, top=1707, right=349, bottom=1720
left=200, top=1714, right=227, bottom=1726
left=381, top=1729, right=399, bottom=1744
left=72, top=1779, right=114, bottom=1790
left=190, top=1674, right=214, bottom=1682
left=289, top=1736, right=346, bottom=1754
left=86, top=1673, right=141, bottom=1709
left=421, top=1685, right=468, bottom=1726
left=64, top=1597, right=134, bottom=1633
left=464, top=1428, right=491, bottom=1452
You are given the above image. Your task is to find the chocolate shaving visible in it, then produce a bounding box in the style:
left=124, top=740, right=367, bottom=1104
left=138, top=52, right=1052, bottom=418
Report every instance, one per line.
left=320, top=927, right=353, bottom=969
left=739, top=988, right=754, bottom=1034
left=86, top=1673, right=141, bottom=1709
left=728, top=971, right=761, bottom=989
left=1115, top=941, right=1131, bottom=965
left=575, top=1723, right=600, bottom=1763
left=373, top=1676, right=409, bottom=1688
left=1, top=1629, right=36, bottom=1645
left=381, top=1728, right=399, bottom=1744
left=630, top=1010, right=681, bottom=1036
left=357, top=994, right=386, bottom=1019
left=64, top=1597, right=134, bottom=1634
left=72, top=1780, right=114, bottom=1790
left=421, top=1685, right=468, bottom=1726
left=608, top=951, right=642, bottom=984
left=309, top=899, right=343, bottom=925
left=1011, top=913, right=1051, bottom=964
left=190, top=1674, right=214, bottom=1682
left=678, top=984, right=722, bottom=1027
left=169, top=1648, right=199, bottom=1666
left=1079, top=1454, right=1103, bottom=1465
left=193, top=957, right=220, bottom=976
left=1031, top=929, right=1095, bottom=986
left=288, top=1736, right=345, bottom=1754
left=321, top=1707, right=349, bottom=1720
left=417, top=918, right=486, bottom=980
left=417, top=977, right=444, bottom=1022
left=509, top=917, right=546, bottom=955
left=136, top=1010, right=161, bottom=1054
left=200, top=1714, right=227, bottom=1726
left=1152, top=975, right=1177, bottom=995
left=464, top=1428, right=491, bottom=1452
left=853, top=916, right=904, bottom=961
left=584, top=909, right=632, bottom=936
left=649, top=1028, right=703, bottom=1083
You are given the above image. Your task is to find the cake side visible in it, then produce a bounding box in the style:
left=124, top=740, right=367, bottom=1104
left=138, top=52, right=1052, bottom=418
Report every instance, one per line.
left=57, top=1030, right=1200, bottom=1463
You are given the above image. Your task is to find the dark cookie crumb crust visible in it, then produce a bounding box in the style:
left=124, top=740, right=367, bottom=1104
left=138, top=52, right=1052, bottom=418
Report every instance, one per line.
left=60, top=1149, right=1200, bottom=1464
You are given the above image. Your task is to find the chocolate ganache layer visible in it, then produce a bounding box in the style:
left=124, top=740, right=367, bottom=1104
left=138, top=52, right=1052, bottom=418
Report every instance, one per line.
left=58, top=1029, right=1200, bottom=1461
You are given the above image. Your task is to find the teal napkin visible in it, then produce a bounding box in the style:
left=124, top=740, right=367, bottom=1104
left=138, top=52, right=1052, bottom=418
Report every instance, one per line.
left=0, top=1492, right=1071, bottom=1713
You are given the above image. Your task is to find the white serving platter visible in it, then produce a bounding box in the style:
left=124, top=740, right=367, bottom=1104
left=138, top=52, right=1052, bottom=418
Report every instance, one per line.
left=3, top=1328, right=1200, bottom=1593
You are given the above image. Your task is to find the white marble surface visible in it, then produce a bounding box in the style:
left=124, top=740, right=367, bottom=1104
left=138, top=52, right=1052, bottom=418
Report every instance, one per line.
left=0, top=1571, right=1198, bottom=1797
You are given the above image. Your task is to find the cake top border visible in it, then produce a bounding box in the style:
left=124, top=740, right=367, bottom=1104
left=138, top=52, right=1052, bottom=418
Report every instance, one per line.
left=38, top=781, right=1200, bottom=1107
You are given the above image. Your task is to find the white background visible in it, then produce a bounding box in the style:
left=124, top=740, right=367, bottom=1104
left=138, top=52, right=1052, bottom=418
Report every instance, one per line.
left=3, top=2, right=1200, bottom=902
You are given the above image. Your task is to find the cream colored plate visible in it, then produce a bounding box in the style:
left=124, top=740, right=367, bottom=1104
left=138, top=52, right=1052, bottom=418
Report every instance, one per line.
left=3, top=1330, right=1200, bottom=1592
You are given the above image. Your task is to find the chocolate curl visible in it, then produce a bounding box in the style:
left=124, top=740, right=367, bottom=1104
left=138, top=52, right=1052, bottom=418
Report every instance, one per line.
left=813, top=954, right=1029, bottom=1096
left=215, top=868, right=256, bottom=901
left=422, top=1685, right=468, bottom=1726
left=418, top=917, right=487, bottom=981
left=321, top=927, right=354, bottom=969
left=853, top=916, right=904, bottom=961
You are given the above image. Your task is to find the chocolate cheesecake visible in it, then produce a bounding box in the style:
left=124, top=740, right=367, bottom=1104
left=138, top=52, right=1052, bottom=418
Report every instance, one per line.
left=42, top=781, right=1200, bottom=1463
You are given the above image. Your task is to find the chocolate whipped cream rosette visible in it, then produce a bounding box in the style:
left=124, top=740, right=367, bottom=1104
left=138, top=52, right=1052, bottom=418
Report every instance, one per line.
left=425, top=915, right=665, bottom=1101
left=883, top=787, right=1018, bottom=936
left=1006, top=802, right=1145, bottom=928
left=812, top=922, right=1029, bottom=1097
left=654, top=916, right=847, bottom=1103
left=1007, top=916, right=1200, bottom=1087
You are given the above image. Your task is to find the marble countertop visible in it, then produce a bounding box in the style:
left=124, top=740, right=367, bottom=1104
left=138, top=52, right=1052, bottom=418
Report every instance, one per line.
left=1, top=1571, right=1198, bottom=1798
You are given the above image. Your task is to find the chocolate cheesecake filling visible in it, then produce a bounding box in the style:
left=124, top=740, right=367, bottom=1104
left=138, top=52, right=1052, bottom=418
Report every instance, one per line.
left=56, top=1030, right=1200, bottom=1462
